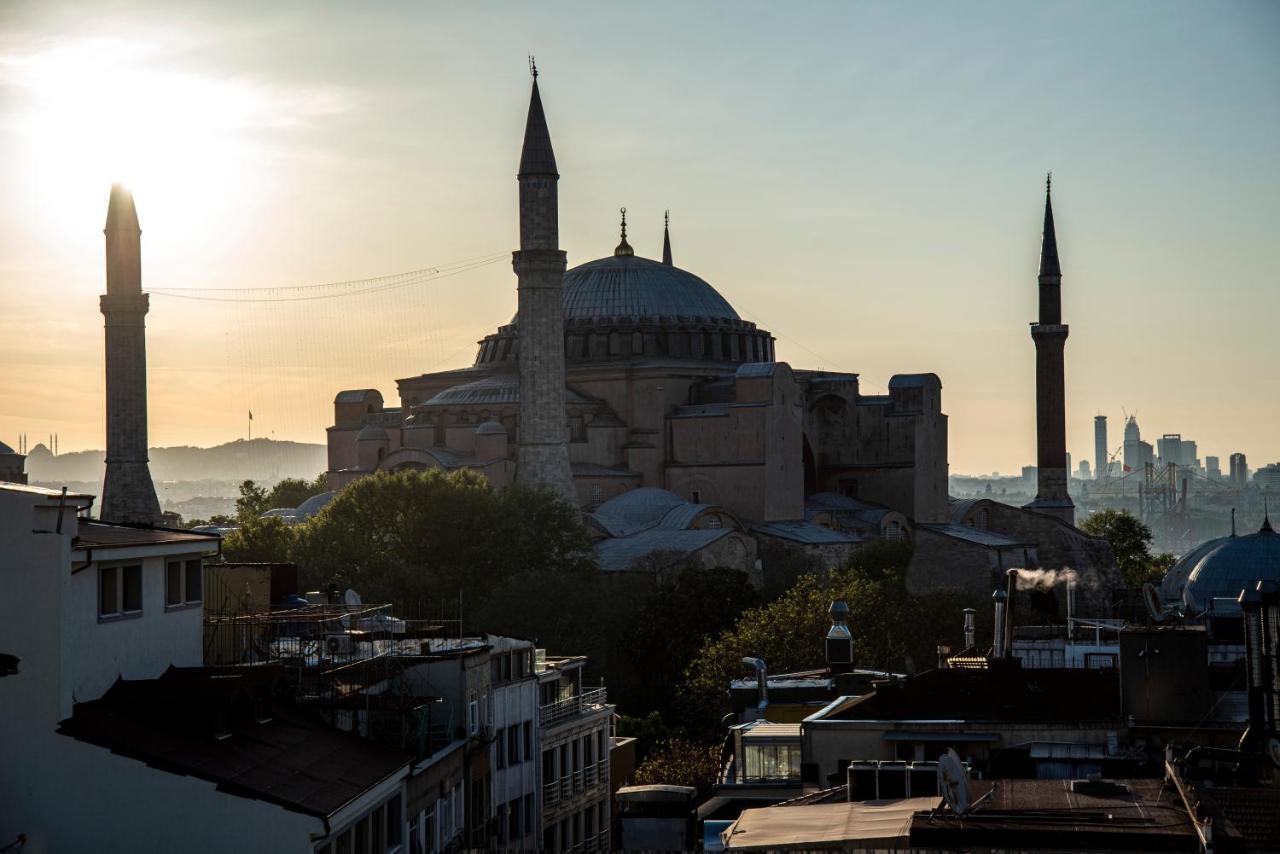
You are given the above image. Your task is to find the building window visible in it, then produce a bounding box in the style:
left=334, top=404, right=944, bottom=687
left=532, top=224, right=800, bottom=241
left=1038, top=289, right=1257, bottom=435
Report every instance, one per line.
left=885, top=522, right=903, bottom=541
left=524, top=793, right=535, bottom=834
left=165, top=558, right=203, bottom=607
left=100, top=564, right=142, bottom=618
left=509, top=725, right=521, bottom=765
left=524, top=721, right=533, bottom=759
left=691, top=490, right=701, bottom=504
left=509, top=798, right=521, bottom=840
left=706, top=514, right=722, bottom=529
left=468, top=696, right=478, bottom=735
left=497, top=728, right=507, bottom=768
left=589, top=483, right=603, bottom=505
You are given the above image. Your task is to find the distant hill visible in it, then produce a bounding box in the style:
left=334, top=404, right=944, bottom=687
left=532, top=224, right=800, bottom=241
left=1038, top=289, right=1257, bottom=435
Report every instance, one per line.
left=25, top=439, right=327, bottom=486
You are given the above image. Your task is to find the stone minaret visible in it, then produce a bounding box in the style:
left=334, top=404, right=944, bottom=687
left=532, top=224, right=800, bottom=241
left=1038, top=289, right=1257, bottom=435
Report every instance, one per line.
left=1025, top=176, right=1074, bottom=524
left=100, top=185, right=162, bottom=525
left=513, top=75, right=576, bottom=502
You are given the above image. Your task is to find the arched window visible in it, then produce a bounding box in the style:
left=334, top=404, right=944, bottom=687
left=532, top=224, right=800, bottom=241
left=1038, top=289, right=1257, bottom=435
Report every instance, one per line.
left=632, top=330, right=644, bottom=354
left=885, top=521, right=903, bottom=541
left=706, top=514, right=723, bottom=529
left=977, top=509, right=990, bottom=530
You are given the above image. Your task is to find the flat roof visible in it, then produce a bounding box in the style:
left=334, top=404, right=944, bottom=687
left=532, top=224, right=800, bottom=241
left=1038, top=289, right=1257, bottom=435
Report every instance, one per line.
left=73, top=521, right=221, bottom=551
left=723, top=797, right=937, bottom=851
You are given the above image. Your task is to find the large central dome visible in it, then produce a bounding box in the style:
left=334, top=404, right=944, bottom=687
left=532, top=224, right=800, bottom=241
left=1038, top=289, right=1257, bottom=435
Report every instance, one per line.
left=562, top=255, right=740, bottom=322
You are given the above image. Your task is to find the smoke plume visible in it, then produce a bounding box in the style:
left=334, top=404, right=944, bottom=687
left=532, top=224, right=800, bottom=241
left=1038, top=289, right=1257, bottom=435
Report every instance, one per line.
left=1011, top=567, right=1080, bottom=590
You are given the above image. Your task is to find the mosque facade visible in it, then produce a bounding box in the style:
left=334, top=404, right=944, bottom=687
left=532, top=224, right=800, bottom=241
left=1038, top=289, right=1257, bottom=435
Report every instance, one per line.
left=326, top=78, right=1119, bottom=599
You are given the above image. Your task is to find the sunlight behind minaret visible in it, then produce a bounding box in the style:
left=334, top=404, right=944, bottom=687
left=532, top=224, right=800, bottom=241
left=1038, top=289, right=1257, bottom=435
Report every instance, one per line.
left=11, top=38, right=271, bottom=247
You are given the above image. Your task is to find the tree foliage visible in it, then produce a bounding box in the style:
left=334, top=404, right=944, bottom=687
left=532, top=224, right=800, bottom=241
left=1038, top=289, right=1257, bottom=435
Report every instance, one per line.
left=679, top=542, right=975, bottom=736
left=632, top=738, right=722, bottom=797
left=1080, top=509, right=1164, bottom=587
left=234, top=475, right=329, bottom=522
left=221, top=515, right=296, bottom=563
left=292, top=469, right=596, bottom=618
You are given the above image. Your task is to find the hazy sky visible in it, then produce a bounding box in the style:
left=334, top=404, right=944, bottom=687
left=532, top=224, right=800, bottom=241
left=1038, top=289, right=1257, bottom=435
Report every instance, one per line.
left=1, top=1, right=1277, bottom=475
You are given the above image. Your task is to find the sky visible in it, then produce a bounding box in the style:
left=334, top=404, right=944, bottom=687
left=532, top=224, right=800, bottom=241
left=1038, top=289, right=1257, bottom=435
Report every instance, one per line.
left=0, top=0, right=1276, bottom=475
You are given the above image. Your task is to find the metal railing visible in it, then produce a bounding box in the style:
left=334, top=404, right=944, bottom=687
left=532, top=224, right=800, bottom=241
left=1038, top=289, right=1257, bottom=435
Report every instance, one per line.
left=543, top=779, right=560, bottom=807
left=540, top=687, right=608, bottom=727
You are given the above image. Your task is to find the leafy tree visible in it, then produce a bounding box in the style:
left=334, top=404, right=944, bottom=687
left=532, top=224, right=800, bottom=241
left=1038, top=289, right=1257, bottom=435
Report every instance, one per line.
left=632, top=738, right=722, bottom=796
left=615, top=567, right=759, bottom=714
left=234, top=480, right=270, bottom=522
left=1080, top=509, right=1163, bottom=586
left=679, top=542, right=974, bottom=736
left=265, top=474, right=330, bottom=511
left=222, top=515, right=295, bottom=563
left=616, top=711, right=678, bottom=764
left=160, top=510, right=184, bottom=528
left=292, top=469, right=596, bottom=618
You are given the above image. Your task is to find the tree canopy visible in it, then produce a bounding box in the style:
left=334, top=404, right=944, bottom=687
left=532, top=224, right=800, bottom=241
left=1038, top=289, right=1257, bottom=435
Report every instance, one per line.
left=292, top=469, right=597, bottom=617
left=1079, top=508, right=1168, bottom=587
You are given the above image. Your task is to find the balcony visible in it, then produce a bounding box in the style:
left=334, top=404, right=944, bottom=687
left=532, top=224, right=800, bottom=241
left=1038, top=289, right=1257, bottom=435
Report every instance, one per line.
left=539, top=687, right=608, bottom=727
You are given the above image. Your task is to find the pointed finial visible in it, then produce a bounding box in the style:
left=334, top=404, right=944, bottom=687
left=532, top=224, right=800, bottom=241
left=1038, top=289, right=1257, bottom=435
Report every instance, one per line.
left=614, top=206, right=633, bottom=256
left=1046, top=171, right=1052, bottom=195
left=662, top=209, right=673, bottom=265
left=528, top=55, right=538, bottom=80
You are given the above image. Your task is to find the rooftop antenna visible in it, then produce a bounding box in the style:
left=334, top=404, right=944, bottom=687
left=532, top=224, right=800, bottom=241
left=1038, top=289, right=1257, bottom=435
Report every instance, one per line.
left=528, top=55, right=538, bottom=80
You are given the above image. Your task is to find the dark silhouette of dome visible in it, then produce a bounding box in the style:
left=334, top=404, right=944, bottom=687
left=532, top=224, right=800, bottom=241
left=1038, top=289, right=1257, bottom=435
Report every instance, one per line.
left=1183, top=518, right=1280, bottom=610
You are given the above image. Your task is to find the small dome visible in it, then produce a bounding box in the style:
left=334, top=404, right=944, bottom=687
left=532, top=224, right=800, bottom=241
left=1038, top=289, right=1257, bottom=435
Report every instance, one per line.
left=561, top=255, right=739, bottom=322
left=1183, top=519, right=1280, bottom=611
left=1159, top=534, right=1232, bottom=603
left=475, top=421, right=506, bottom=436
left=356, top=424, right=388, bottom=442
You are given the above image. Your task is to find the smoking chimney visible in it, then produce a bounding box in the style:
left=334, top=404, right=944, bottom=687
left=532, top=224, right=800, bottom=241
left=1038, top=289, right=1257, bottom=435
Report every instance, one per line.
left=1004, top=569, right=1019, bottom=658
left=827, top=601, right=854, bottom=674
left=963, top=608, right=976, bottom=649
left=991, top=590, right=1007, bottom=659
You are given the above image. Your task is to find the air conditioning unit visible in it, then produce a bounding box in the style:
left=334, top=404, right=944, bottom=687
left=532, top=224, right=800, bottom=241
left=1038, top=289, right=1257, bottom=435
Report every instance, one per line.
left=325, top=633, right=353, bottom=657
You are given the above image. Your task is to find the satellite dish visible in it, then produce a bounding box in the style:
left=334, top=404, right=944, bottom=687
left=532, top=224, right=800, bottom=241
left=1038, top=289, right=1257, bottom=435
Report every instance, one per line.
left=937, top=748, right=971, bottom=816
left=1143, top=583, right=1167, bottom=623
left=343, top=589, right=362, bottom=609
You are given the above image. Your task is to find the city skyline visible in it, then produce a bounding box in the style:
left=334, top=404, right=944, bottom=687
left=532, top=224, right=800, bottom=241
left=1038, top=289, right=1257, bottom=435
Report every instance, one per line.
left=1, top=1, right=1277, bottom=474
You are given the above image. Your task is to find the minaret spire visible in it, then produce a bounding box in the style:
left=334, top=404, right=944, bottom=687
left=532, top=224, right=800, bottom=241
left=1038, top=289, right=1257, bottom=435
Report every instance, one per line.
left=100, top=184, right=162, bottom=525
left=1024, top=174, right=1074, bottom=525
left=512, top=72, right=575, bottom=502
left=662, top=210, right=673, bottom=266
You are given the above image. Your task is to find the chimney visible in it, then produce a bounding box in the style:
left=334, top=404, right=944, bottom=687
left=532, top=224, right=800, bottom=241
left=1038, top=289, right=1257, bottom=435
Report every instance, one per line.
left=1239, top=583, right=1266, bottom=754
left=1004, top=569, right=1019, bottom=658
left=963, top=608, right=976, bottom=649
left=742, top=657, right=768, bottom=715
left=991, top=590, right=1007, bottom=659
left=826, top=601, right=854, bottom=674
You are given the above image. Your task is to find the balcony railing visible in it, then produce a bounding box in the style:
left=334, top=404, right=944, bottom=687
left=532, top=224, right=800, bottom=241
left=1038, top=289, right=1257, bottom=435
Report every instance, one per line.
left=540, top=687, right=608, bottom=727
left=544, top=779, right=560, bottom=807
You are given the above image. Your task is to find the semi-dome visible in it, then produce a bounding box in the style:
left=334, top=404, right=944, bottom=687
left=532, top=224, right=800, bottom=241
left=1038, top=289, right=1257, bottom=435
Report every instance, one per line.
left=561, top=255, right=740, bottom=322
left=356, top=424, right=388, bottom=442
left=1183, top=518, right=1280, bottom=611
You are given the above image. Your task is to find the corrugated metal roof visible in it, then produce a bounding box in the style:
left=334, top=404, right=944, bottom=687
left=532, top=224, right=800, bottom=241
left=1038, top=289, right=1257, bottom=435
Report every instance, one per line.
left=594, top=529, right=731, bottom=571
left=918, top=523, right=1029, bottom=548
left=752, top=520, right=859, bottom=545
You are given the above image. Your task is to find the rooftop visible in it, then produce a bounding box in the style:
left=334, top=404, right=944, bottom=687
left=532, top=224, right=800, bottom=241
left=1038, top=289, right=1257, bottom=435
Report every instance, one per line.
left=59, top=666, right=410, bottom=819
left=73, top=521, right=221, bottom=551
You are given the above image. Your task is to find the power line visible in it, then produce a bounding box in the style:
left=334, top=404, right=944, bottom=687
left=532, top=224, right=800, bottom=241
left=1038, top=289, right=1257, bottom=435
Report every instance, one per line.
left=149, top=253, right=509, bottom=303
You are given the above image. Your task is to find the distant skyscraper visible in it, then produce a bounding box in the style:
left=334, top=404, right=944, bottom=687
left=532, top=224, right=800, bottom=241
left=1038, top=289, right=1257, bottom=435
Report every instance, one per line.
left=1255, top=463, right=1280, bottom=491
left=1158, top=434, right=1183, bottom=468
left=1206, top=456, right=1222, bottom=480
left=1230, top=452, right=1249, bottom=486
left=1094, top=415, right=1107, bottom=480
left=1079, top=459, right=1091, bottom=480
left=1181, top=439, right=1199, bottom=470
left=1024, top=177, right=1074, bottom=524
left=99, top=185, right=162, bottom=525
left=1123, top=416, right=1141, bottom=473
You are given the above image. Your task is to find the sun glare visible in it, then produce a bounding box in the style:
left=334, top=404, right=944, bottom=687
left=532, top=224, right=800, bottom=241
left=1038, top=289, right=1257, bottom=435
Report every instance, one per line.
left=10, top=38, right=267, bottom=237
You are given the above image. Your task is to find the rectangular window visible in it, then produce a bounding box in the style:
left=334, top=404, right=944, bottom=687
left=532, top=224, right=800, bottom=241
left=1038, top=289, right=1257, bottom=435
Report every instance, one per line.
left=468, top=697, right=478, bottom=735
left=166, top=561, right=182, bottom=606
left=524, top=721, right=533, bottom=759
left=497, top=728, right=507, bottom=768
left=524, top=794, right=534, bottom=834
left=166, top=558, right=204, bottom=607
left=509, top=725, right=520, bottom=765
left=100, top=564, right=143, bottom=618
left=509, top=798, right=521, bottom=840
left=386, top=795, right=402, bottom=847
left=100, top=565, right=119, bottom=616
left=185, top=559, right=202, bottom=603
